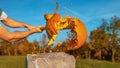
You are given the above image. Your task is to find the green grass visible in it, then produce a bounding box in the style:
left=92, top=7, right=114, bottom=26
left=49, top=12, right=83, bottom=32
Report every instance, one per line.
left=0, top=56, right=26, bottom=68
left=0, top=56, right=120, bottom=68
left=76, top=59, right=120, bottom=68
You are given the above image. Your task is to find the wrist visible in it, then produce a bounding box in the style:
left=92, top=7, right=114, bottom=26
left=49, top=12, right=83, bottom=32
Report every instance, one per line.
left=29, top=28, right=37, bottom=34
left=24, top=24, right=35, bottom=30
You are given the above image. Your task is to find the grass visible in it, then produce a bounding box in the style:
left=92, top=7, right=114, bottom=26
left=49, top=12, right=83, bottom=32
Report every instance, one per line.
left=76, top=59, right=120, bottom=68
left=0, top=56, right=120, bottom=68
left=0, top=56, right=26, bottom=68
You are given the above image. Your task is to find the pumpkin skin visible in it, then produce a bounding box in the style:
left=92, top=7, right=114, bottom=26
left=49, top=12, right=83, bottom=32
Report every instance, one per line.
left=45, top=13, right=60, bottom=39
left=67, top=18, right=87, bottom=50
left=45, top=14, right=87, bottom=50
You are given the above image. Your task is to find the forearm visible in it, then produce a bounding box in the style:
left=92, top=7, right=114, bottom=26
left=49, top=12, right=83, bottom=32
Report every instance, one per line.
left=9, top=29, right=37, bottom=42
left=1, top=17, right=31, bottom=28
left=0, top=26, right=44, bottom=42
left=8, top=26, right=44, bottom=42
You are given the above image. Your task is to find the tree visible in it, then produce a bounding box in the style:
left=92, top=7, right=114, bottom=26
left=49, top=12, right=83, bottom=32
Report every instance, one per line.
left=108, top=16, right=120, bottom=62
left=0, top=40, right=14, bottom=56
left=88, top=16, right=120, bottom=62
left=89, top=28, right=110, bottom=60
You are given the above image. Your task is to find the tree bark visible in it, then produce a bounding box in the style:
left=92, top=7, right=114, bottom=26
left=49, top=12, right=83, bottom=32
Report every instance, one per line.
left=112, top=48, right=115, bottom=63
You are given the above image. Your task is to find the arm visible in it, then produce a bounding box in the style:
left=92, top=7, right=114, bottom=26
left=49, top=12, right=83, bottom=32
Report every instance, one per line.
left=0, top=26, right=44, bottom=42
left=1, top=17, right=35, bottom=30
left=0, top=9, right=34, bottom=30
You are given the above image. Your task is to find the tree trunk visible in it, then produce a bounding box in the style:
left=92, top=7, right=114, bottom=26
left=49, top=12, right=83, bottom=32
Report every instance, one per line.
left=14, top=48, right=18, bottom=56
left=8, top=50, right=11, bottom=56
left=85, top=50, right=89, bottom=59
left=88, top=50, right=91, bottom=60
left=112, top=48, right=115, bottom=63
left=99, top=49, right=102, bottom=60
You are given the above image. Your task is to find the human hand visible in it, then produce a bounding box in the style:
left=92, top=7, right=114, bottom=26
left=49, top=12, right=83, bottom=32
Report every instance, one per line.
left=31, top=26, right=45, bottom=33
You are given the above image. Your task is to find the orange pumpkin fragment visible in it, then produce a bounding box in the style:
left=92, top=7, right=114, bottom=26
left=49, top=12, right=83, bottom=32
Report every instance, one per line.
left=45, top=2, right=87, bottom=50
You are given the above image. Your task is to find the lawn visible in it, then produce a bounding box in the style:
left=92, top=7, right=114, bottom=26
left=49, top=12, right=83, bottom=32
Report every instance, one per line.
left=0, top=56, right=26, bottom=68
left=76, top=59, right=120, bottom=68
left=0, top=56, right=120, bottom=68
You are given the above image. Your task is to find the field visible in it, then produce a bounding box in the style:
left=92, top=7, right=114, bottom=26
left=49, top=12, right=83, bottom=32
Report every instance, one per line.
left=76, top=59, right=120, bottom=68
left=0, top=56, right=120, bottom=68
left=0, top=56, right=26, bottom=68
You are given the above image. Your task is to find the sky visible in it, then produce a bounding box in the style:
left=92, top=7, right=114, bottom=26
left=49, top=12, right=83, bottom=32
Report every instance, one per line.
left=0, top=0, right=120, bottom=44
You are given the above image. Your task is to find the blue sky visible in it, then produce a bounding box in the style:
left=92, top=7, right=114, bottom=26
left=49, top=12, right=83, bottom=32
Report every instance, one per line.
left=0, top=0, right=120, bottom=44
